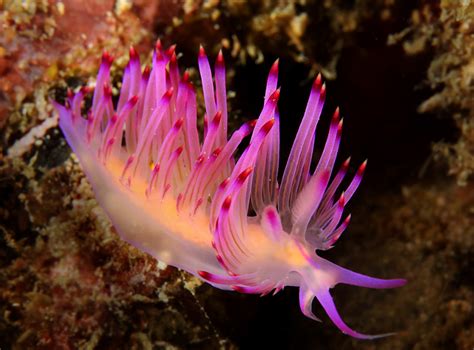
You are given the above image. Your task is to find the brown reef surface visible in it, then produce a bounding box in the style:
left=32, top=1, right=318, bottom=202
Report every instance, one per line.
left=1, top=0, right=473, bottom=349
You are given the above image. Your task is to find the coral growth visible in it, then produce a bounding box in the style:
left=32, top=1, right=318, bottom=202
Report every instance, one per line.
left=390, top=1, right=474, bottom=185
left=0, top=156, right=228, bottom=348
left=0, top=0, right=148, bottom=128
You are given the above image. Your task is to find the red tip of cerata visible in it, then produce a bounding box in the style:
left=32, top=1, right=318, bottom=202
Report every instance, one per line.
left=269, top=88, right=280, bottom=103
left=237, top=167, right=253, bottom=183
left=261, top=118, right=275, bottom=134
left=342, top=157, right=351, bottom=170
left=129, top=46, right=138, bottom=60
left=103, top=83, right=112, bottom=97
left=182, top=70, right=190, bottom=82
left=174, top=118, right=184, bottom=129
left=270, top=59, right=279, bottom=76
left=102, top=51, right=114, bottom=66
left=314, top=73, right=322, bottom=90
left=212, top=147, right=222, bottom=158
left=170, top=52, right=177, bottom=66
left=212, top=111, right=222, bottom=125
left=231, top=285, right=245, bottom=293
left=338, top=192, right=345, bottom=207
left=319, top=83, right=327, bottom=101
left=248, top=119, right=258, bottom=129
left=216, top=49, right=224, bottom=66
left=222, top=196, right=232, bottom=211
left=129, top=95, right=139, bottom=105
left=198, top=271, right=210, bottom=279
left=80, top=86, right=91, bottom=95
left=155, top=39, right=162, bottom=52
left=333, top=107, right=340, bottom=120
left=199, top=45, right=206, bottom=58
left=357, top=160, right=368, bottom=176
left=142, top=66, right=151, bottom=80
left=166, top=44, right=176, bottom=57
left=164, top=88, right=174, bottom=99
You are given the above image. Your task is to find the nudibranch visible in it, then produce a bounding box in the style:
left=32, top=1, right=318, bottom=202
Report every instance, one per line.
left=53, top=42, right=406, bottom=339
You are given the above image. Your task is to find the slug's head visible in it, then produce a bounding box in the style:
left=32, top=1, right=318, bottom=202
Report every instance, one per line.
left=203, top=185, right=406, bottom=339
left=240, top=201, right=407, bottom=340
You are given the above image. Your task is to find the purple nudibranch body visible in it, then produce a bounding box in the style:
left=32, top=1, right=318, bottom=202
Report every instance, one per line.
left=53, top=42, right=406, bottom=339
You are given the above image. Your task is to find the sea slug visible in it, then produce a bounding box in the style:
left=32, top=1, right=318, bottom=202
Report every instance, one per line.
left=53, top=41, right=406, bottom=339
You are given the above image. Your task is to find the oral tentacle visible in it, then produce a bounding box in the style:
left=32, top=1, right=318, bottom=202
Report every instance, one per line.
left=315, top=288, right=395, bottom=339
left=299, top=284, right=322, bottom=322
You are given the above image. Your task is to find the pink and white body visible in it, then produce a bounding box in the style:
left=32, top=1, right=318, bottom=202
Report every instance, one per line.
left=53, top=42, right=406, bottom=339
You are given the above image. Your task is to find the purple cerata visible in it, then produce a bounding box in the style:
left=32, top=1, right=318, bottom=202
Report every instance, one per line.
left=53, top=41, right=406, bottom=339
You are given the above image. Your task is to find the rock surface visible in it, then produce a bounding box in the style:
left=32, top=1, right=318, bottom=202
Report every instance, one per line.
left=1, top=1, right=473, bottom=349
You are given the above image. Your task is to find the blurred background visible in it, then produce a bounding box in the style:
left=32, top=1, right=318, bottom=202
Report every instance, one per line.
left=0, top=0, right=473, bottom=349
